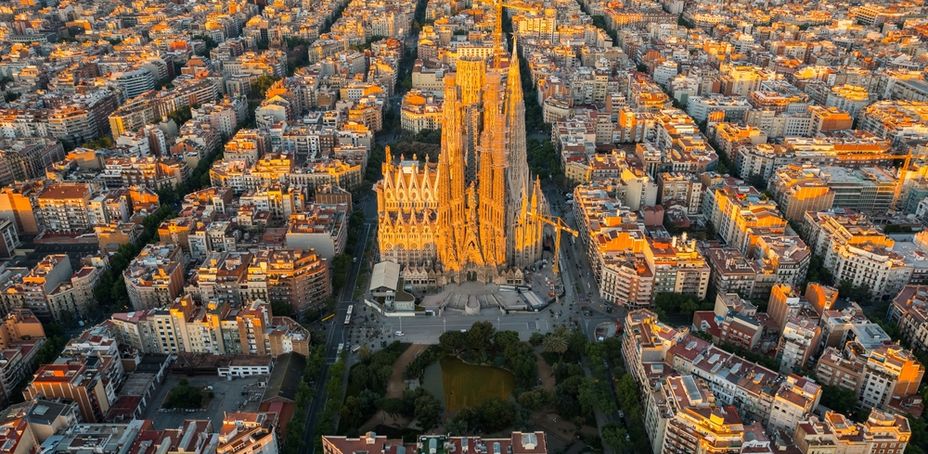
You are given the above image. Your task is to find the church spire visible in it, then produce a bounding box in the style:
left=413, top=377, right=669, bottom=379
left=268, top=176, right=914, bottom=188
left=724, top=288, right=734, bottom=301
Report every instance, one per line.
left=382, top=145, right=393, bottom=178
left=493, top=0, right=504, bottom=69
left=437, top=74, right=466, bottom=271
left=504, top=34, right=529, bottom=208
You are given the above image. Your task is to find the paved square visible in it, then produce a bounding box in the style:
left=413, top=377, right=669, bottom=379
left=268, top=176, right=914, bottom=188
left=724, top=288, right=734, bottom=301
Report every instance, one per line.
left=142, top=374, right=266, bottom=429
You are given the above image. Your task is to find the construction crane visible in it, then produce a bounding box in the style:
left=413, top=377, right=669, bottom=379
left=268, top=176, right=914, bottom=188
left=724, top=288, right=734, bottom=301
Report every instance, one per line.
left=529, top=211, right=578, bottom=275
left=811, top=149, right=914, bottom=213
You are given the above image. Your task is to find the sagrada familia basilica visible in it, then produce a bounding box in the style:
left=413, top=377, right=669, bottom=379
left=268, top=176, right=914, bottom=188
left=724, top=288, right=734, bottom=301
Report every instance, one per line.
left=375, top=37, right=547, bottom=287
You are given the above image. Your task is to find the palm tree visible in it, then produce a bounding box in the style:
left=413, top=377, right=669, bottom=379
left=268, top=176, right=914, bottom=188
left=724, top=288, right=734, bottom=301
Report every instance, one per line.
left=542, top=334, right=568, bottom=355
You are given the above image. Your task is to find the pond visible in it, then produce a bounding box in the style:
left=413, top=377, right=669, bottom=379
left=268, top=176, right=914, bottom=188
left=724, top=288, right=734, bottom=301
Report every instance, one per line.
left=421, top=356, right=515, bottom=412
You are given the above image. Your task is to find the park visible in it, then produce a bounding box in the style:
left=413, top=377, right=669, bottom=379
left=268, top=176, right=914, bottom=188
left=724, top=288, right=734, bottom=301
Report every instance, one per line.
left=327, top=321, right=634, bottom=452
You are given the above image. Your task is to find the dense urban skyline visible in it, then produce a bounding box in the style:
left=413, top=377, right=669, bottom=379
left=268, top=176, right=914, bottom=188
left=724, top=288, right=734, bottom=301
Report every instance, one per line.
left=0, top=0, right=926, bottom=453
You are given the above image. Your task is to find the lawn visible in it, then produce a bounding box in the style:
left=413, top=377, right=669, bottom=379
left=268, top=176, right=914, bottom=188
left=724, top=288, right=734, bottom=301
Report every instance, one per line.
left=425, top=357, right=514, bottom=412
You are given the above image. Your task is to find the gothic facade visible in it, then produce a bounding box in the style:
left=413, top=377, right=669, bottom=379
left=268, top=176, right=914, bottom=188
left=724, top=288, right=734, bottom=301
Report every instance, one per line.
left=375, top=41, right=546, bottom=286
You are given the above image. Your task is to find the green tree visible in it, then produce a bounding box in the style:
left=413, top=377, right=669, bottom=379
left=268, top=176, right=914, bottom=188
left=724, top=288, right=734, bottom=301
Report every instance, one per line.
left=414, top=393, right=442, bottom=430
left=414, top=128, right=442, bottom=144
left=517, top=388, right=551, bottom=411
left=271, top=300, right=294, bottom=318
left=554, top=374, right=584, bottom=419
left=819, top=384, right=858, bottom=416
left=466, top=321, right=495, bottom=357
left=542, top=333, right=569, bottom=355
left=437, top=329, right=466, bottom=352
left=167, top=106, right=192, bottom=125
left=331, top=253, right=352, bottom=292
left=381, top=398, right=407, bottom=417
left=81, top=135, right=114, bottom=149
left=35, top=325, right=67, bottom=365
left=193, top=35, right=218, bottom=54
left=838, top=280, right=873, bottom=304
left=528, top=332, right=545, bottom=346
left=252, top=75, right=279, bottom=99
left=163, top=379, right=207, bottom=409
left=602, top=424, right=631, bottom=452
left=654, top=292, right=710, bottom=318
left=579, top=378, right=617, bottom=414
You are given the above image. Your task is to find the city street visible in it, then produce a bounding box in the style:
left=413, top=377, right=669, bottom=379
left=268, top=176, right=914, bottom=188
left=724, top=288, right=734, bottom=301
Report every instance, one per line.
left=543, top=182, right=625, bottom=334
left=378, top=311, right=552, bottom=343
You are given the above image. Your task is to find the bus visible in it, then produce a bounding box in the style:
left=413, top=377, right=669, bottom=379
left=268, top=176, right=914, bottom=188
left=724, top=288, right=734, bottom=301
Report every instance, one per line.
left=336, top=343, right=345, bottom=357
left=344, top=304, right=354, bottom=325
left=321, top=312, right=335, bottom=323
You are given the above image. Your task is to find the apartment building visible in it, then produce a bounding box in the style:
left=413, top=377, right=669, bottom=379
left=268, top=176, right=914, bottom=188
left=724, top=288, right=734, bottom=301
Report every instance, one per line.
left=795, top=166, right=898, bottom=215
left=38, top=411, right=277, bottom=453
left=45, top=92, right=119, bottom=146
left=23, top=362, right=111, bottom=423
left=217, top=412, right=279, bottom=454
left=123, top=244, right=186, bottom=311
left=859, top=101, right=928, bottom=148
left=109, top=297, right=310, bottom=358
left=189, top=247, right=331, bottom=313
left=36, top=183, right=93, bottom=234
left=776, top=317, right=822, bottom=373
left=284, top=203, right=349, bottom=260
left=890, top=285, right=928, bottom=353
left=793, top=410, right=910, bottom=454
left=249, top=248, right=331, bottom=313
left=622, top=310, right=683, bottom=390
left=704, top=247, right=758, bottom=300
left=100, top=156, right=188, bottom=190
left=719, top=65, right=763, bottom=97
left=323, top=432, right=548, bottom=454
left=734, top=134, right=893, bottom=182
left=825, top=84, right=871, bottom=119
left=657, top=172, right=703, bottom=216
left=692, top=293, right=761, bottom=348
left=749, top=234, right=811, bottom=296
left=816, top=341, right=924, bottom=413
left=0, top=254, right=101, bottom=322
left=803, top=210, right=912, bottom=299
left=768, top=375, right=824, bottom=435
left=574, top=184, right=655, bottom=307
left=645, top=233, right=710, bottom=300
left=644, top=375, right=744, bottom=454
left=224, top=129, right=269, bottom=164
left=0, top=310, right=45, bottom=403
left=193, top=252, right=251, bottom=305
left=191, top=98, right=247, bottom=139
left=860, top=346, right=925, bottom=411
left=708, top=182, right=787, bottom=255
left=625, top=308, right=824, bottom=437
left=668, top=333, right=821, bottom=432
left=768, top=164, right=836, bottom=222
left=187, top=220, right=237, bottom=260
left=0, top=139, right=65, bottom=187
left=240, top=184, right=308, bottom=222
left=686, top=95, right=751, bottom=123
left=108, top=78, right=219, bottom=138
left=767, top=283, right=837, bottom=332
left=0, top=181, right=43, bottom=237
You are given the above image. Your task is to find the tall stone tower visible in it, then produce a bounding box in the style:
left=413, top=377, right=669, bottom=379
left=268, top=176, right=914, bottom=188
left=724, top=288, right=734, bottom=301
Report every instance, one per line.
left=457, top=58, right=486, bottom=182
left=374, top=26, right=546, bottom=286
left=504, top=38, right=545, bottom=269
